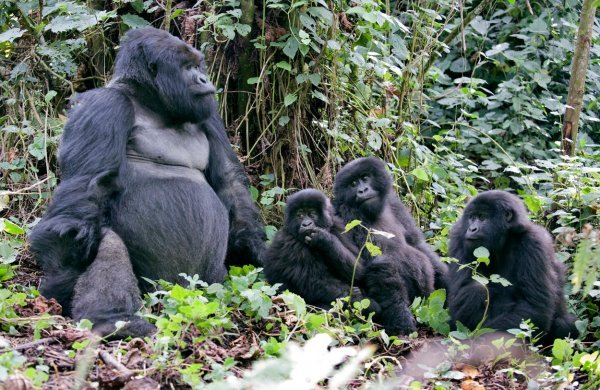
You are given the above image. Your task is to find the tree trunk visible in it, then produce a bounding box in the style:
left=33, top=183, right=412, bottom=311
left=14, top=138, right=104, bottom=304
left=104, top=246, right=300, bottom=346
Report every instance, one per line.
left=561, top=0, right=596, bottom=156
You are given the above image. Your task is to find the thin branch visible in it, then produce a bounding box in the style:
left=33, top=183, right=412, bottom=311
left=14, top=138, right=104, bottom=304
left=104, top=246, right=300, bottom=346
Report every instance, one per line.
left=99, top=350, right=135, bottom=379
left=0, top=177, right=51, bottom=196
left=0, top=337, right=58, bottom=353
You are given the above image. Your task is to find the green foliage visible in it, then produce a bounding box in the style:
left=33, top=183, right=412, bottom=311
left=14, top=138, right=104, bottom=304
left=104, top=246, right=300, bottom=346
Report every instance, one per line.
left=0, top=288, right=27, bottom=329
left=412, top=289, right=451, bottom=335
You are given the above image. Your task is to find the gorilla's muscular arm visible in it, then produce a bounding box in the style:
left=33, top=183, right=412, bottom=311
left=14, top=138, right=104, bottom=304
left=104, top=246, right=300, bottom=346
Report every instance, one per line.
left=30, top=89, right=134, bottom=269
left=390, top=200, right=437, bottom=260
left=59, top=88, right=134, bottom=179
left=447, top=265, right=488, bottom=329
left=485, top=233, right=556, bottom=331
left=203, top=114, right=266, bottom=266
left=306, top=227, right=364, bottom=281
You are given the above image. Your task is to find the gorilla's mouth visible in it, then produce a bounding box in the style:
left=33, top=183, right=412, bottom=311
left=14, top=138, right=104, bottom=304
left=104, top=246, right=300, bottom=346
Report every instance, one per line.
left=190, top=85, right=216, bottom=96
left=298, top=227, right=312, bottom=236
left=358, top=195, right=377, bottom=204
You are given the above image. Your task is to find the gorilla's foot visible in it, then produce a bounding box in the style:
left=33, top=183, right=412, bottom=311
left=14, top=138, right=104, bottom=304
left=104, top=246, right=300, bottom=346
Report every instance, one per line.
left=92, top=316, right=156, bottom=340
left=382, top=305, right=417, bottom=335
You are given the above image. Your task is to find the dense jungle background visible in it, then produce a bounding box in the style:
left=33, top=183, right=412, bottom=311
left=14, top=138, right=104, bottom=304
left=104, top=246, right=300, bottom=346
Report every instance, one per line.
left=0, top=0, right=599, bottom=388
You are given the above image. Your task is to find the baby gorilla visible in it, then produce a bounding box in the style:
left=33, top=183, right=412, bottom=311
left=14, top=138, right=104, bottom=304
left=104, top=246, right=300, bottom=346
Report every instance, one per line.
left=264, top=189, right=365, bottom=309
left=334, top=157, right=437, bottom=334
left=448, top=190, right=578, bottom=343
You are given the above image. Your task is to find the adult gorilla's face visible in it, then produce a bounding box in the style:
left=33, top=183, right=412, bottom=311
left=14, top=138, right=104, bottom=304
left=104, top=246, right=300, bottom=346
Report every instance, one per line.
left=334, top=157, right=391, bottom=220
left=113, top=28, right=218, bottom=123
left=154, top=43, right=217, bottom=123
left=460, top=198, right=514, bottom=256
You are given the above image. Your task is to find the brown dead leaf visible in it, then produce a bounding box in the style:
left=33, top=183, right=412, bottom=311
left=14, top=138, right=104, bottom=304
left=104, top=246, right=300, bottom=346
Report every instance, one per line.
left=7, top=148, right=18, bottom=162
left=51, top=328, right=93, bottom=343
left=31, top=296, right=48, bottom=313
left=461, top=379, right=485, bottom=390
left=455, top=363, right=480, bottom=379
left=3, top=374, right=34, bottom=390
left=229, top=335, right=260, bottom=360
left=123, top=377, right=160, bottom=390
left=339, top=12, right=353, bottom=32
left=582, top=223, right=594, bottom=237
left=122, top=338, right=151, bottom=368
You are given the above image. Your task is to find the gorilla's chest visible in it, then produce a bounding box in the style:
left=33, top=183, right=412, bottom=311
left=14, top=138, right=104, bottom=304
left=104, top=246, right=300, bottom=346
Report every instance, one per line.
left=127, top=109, right=209, bottom=172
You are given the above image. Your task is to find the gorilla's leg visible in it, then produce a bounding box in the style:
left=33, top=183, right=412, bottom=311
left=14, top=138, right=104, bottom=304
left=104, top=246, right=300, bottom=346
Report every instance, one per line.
left=39, top=266, right=81, bottom=317
left=71, top=229, right=156, bottom=338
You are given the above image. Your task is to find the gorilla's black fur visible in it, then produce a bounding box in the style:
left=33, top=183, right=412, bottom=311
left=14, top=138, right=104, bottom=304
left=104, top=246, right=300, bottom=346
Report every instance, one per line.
left=333, top=157, right=443, bottom=334
left=448, top=190, right=578, bottom=343
left=29, top=28, right=265, bottom=338
left=263, top=189, right=366, bottom=309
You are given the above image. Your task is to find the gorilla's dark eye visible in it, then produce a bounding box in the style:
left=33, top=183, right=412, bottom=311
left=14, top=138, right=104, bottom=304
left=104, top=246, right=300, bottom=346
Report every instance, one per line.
left=351, top=180, right=357, bottom=187
left=361, top=175, right=368, bottom=180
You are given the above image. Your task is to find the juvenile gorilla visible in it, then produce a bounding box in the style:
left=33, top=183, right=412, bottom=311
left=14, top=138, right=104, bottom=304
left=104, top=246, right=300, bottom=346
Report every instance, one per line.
left=448, top=190, right=578, bottom=343
left=333, top=157, right=441, bottom=334
left=264, top=189, right=365, bottom=309
left=29, top=28, right=265, bottom=338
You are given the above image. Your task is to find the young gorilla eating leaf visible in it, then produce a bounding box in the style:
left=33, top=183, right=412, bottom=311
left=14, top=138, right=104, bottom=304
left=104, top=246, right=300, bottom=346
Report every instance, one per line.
left=263, top=189, right=367, bottom=309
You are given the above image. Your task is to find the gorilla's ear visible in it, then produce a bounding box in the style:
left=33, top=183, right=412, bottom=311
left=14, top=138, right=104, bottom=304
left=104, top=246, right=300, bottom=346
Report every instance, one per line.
left=504, top=209, right=514, bottom=223
left=148, top=62, right=158, bottom=78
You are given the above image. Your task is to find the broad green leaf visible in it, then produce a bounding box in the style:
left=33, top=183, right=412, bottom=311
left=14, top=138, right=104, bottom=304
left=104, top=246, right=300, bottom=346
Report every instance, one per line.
left=411, top=167, right=429, bottom=181
left=552, top=338, right=573, bottom=363
left=283, top=36, right=299, bottom=59
left=473, top=247, right=490, bottom=259
left=472, top=274, right=489, bottom=286
left=365, top=242, right=382, bottom=257
left=121, top=14, right=151, bottom=28
left=344, top=220, right=361, bottom=232
left=45, top=90, right=57, bottom=104
left=46, top=14, right=98, bottom=33
left=306, top=313, right=325, bottom=330
left=367, top=131, right=382, bottom=151
left=275, top=61, right=292, bottom=71
left=2, top=219, right=25, bottom=235
left=234, top=23, right=251, bottom=37
left=284, top=93, right=297, bottom=107
left=0, top=28, right=25, bottom=43
left=450, top=57, right=471, bottom=73
left=522, top=194, right=543, bottom=214
left=490, top=274, right=512, bottom=287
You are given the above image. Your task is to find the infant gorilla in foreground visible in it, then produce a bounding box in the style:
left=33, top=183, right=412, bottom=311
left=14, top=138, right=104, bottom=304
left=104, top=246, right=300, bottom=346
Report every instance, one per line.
left=263, top=189, right=368, bottom=309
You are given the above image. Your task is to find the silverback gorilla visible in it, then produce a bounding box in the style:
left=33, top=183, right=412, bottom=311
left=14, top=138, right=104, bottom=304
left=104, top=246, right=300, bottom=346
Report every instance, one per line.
left=448, top=190, right=577, bottom=343
left=28, top=28, right=266, bottom=338
left=263, top=189, right=367, bottom=309
left=333, top=157, right=444, bottom=334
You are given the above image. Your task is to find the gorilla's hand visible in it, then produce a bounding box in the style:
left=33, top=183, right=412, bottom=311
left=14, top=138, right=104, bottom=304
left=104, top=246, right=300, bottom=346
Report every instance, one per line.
left=304, top=227, right=331, bottom=247
left=228, top=226, right=267, bottom=266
